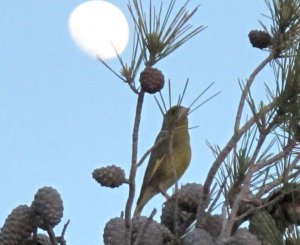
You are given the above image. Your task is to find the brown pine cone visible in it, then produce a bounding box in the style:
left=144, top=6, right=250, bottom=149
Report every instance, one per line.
left=0, top=205, right=35, bottom=245
left=202, top=213, right=223, bottom=238
left=248, top=30, right=272, bottom=49
left=103, top=217, right=126, bottom=245
left=93, top=165, right=126, bottom=188
left=174, top=183, right=204, bottom=214
left=228, top=228, right=261, bottom=245
left=139, top=67, right=165, bottom=94
left=160, top=198, right=195, bottom=235
left=132, top=216, right=173, bottom=245
left=31, top=186, right=64, bottom=230
left=267, top=183, right=300, bottom=228
left=183, top=228, right=214, bottom=245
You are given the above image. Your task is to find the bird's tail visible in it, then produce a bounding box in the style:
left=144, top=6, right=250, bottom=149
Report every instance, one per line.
left=133, top=188, right=155, bottom=216
left=133, top=203, right=143, bottom=217
left=133, top=194, right=147, bottom=216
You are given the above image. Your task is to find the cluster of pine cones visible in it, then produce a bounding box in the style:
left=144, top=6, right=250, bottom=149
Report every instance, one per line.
left=94, top=165, right=300, bottom=244
left=94, top=164, right=258, bottom=244
left=102, top=182, right=262, bottom=244
left=0, top=186, right=63, bottom=245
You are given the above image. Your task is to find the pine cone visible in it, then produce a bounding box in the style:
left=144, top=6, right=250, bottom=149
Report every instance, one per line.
left=31, top=186, right=64, bottom=230
left=267, top=183, right=300, bottom=227
left=202, top=213, right=223, bottom=238
left=228, top=229, right=261, bottom=245
left=182, top=228, right=214, bottom=245
left=139, top=67, right=164, bottom=94
left=279, top=184, right=300, bottom=225
left=159, top=224, right=174, bottom=245
left=160, top=198, right=195, bottom=235
left=103, top=217, right=126, bottom=245
left=93, top=165, right=126, bottom=188
left=0, top=205, right=35, bottom=245
left=248, top=30, right=272, bottom=49
left=174, top=183, right=204, bottom=213
left=132, top=216, right=172, bottom=245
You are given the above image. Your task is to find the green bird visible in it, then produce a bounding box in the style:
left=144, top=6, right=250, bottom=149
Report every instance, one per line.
left=134, top=105, right=191, bottom=216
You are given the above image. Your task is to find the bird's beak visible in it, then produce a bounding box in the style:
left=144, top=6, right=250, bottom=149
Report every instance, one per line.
left=179, top=107, right=189, bottom=119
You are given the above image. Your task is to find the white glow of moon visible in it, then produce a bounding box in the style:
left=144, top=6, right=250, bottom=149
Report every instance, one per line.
left=68, top=1, right=129, bottom=59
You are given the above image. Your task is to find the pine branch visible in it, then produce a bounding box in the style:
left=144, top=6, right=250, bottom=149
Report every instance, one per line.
left=125, top=90, right=145, bottom=244
left=196, top=98, right=277, bottom=229
left=219, top=114, right=276, bottom=238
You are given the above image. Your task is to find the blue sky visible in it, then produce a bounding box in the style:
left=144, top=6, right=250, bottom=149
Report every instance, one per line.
left=0, top=1, right=272, bottom=244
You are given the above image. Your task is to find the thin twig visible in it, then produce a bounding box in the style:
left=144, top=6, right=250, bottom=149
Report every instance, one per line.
left=125, top=90, right=145, bottom=245
left=236, top=191, right=284, bottom=222
left=256, top=139, right=297, bottom=171
left=47, top=226, right=58, bottom=245
left=207, top=178, right=227, bottom=213
left=57, top=220, right=70, bottom=245
left=255, top=143, right=300, bottom=197
left=234, top=52, right=275, bottom=132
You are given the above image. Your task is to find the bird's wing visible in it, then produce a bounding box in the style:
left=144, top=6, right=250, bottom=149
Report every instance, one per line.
left=147, top=154, right=166, bottom=182
left=144, top=130, right=169, bottom=184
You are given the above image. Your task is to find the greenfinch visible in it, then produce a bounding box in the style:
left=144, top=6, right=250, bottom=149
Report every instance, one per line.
left=134, top=105, right=191, bottom=216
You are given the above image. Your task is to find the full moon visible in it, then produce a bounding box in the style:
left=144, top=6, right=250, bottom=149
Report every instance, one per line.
left=68, top=1, right=129, bottom=59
